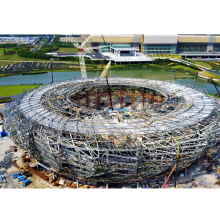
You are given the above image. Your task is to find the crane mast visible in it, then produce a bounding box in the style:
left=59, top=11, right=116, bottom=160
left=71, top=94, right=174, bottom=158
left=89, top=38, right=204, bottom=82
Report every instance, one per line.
left=68, top=35, right=92, bottom=80
left=68, top=35, right=110, bottom=80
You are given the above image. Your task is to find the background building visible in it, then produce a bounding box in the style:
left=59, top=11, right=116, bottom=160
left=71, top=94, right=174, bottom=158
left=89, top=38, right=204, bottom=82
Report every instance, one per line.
left=87, top=34, right=220, bottom=58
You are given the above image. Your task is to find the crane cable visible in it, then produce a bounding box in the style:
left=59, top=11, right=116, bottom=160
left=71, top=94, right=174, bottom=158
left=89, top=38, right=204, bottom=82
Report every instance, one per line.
left=161, top=138, right=181, bottom=189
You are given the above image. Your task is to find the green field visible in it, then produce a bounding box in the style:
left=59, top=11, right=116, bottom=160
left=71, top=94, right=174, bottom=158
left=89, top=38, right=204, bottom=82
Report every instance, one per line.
left=149, top=62, right=199, bottom=74
left=41, top=37, right=47, bottom=44
left=148, top=54, right=182, bottom=59
left=0, top=48, right=49, bottom=61
left=59, top=47, right=78, bottom=53
left=200, top=71, right=220, bottom=82
left=0, top=84, right=41, bottom=97
left=208, top=93, right=220, bottom=99
left=0, top=61, right=17, bottom=66
left=193, top=61, right=212, bottom=69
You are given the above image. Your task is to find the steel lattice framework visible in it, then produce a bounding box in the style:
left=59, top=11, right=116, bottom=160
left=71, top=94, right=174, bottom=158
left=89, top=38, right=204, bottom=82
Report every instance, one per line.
left=2, top=78, right=220, bottom=182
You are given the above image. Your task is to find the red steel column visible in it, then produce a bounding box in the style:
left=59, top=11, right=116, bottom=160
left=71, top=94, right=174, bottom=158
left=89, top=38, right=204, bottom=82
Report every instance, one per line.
left=120, top=89, right=124, bottom=109
left=151, top=95, right=154, bottom=105
left=131, top=89, right=135, bottom=110
left=142, top=90, right=145, bottom=109
left=96, top=89, right=101, bottom=110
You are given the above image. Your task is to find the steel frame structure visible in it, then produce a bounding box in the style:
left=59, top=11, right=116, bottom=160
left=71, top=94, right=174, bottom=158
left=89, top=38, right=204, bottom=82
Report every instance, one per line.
left=2, top=78, right=220, bottom=182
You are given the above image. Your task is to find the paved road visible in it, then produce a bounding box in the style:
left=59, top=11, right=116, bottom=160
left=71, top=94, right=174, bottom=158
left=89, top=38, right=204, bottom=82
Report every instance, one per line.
left=157, top=57, right=220, bottom=77
left=201, top=67, right=220, bottom=76
left=32, top=46, right=40, bottom=52
left=34, top=36, right=43, bottom=46
left=32, top=35, right=53, bottom=51
left=0, top=96, right=11, bottom=100
left=57, top=52, right=110, bottom=60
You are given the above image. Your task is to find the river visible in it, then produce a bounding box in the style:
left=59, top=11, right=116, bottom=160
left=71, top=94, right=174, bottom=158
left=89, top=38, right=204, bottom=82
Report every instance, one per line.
left=0, top=68, right=219, bottom=95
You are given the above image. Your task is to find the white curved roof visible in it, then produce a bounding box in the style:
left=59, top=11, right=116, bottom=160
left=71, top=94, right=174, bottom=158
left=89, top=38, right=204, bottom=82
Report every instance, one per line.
left=19, top=78, right=215, bottom=135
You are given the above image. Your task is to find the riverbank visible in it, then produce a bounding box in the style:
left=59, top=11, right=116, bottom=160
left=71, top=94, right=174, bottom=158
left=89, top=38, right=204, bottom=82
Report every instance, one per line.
left=0, top=68, right=81, bottom=77
left=0, top=59, right=201, bottom=78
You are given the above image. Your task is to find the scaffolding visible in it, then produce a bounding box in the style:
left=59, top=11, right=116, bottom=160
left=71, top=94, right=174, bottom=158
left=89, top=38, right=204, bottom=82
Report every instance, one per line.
left=2, top=77, right=220, bottom=182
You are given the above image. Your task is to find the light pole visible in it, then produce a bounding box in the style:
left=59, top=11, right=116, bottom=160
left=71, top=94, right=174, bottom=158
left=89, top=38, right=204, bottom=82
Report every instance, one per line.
left=50, top=58, right=54, bottom=84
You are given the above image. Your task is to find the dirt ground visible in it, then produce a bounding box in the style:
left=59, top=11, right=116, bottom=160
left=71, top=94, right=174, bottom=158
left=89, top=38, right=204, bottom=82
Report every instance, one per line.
left=0, top=137, right=14, bottom=160
left=0, top=137, right=59, bottom=189
left=0, top=103, right=5, bottom=110
left=173, top=174, right=220, bottom=189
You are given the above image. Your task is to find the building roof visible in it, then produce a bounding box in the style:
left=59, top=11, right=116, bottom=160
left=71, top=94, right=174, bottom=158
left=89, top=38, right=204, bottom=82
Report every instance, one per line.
left=91, top=35, right=135, bottom=43
left=144, top=35, right=178, bottom=44
left=178, top=35, right=210, bottom=43
left=178, top=35, right=220, bottom=43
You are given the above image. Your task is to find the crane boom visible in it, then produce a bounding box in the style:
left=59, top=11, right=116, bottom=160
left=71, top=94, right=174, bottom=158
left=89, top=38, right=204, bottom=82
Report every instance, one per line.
left=101, top=61, right=111, bottom=78
left=66, top=35, right=108, bottom=80
left=81, top=35, right=92, bottom=49
left=79, top=51, right=87, bottom=79
left=162, top=138, right=181, bottom=189
left=161, top=164, right=177, bottom=189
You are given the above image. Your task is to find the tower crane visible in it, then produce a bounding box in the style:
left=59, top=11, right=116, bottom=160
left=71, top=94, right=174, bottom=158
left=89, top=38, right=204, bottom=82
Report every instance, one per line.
left=68, top=34, right=113, bottom=110
left=68, top=35, right=92, bottom=79
left=68, top=35, right=108, bottom=80
left=100, top=61, right=111, bottom=78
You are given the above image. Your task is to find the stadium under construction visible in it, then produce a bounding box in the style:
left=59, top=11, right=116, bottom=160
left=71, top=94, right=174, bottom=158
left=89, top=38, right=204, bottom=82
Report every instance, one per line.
left=2, top=77, right=220, bottom=183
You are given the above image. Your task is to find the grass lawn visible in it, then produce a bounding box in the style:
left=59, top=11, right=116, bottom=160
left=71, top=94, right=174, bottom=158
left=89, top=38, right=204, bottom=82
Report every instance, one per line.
left=149, top=62, right=199, bottom=74
left=193, top=61, right=212, bottom=69
left=0, top=84, right=41, bottom=97
left=0, top=61, right=16, bottom=66
left=200, top=71, right=220, bottom=82
left=170, top=64, right=199, bottom=74
left=148, top=54, right=182, bottom=59
left=59, top=47, right=78, bottom=53
left=0, top=48, right=49, bottom=61
left=41, top=37, right=47, bottom=44
left=208, top=93, right=220, bottom=99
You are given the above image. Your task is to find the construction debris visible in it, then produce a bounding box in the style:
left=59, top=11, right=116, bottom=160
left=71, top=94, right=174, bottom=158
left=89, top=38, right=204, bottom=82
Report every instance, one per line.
left=0, top=172, right=20, bottom=188
left=0, top=150, right=12, bottom=169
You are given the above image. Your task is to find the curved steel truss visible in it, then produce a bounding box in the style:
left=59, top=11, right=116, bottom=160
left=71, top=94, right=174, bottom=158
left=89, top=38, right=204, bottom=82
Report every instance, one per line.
left=2, top=78, right=220, bottom=182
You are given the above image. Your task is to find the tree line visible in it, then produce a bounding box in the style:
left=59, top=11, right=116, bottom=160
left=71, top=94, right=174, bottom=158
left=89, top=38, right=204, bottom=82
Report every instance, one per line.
left=17, top=48, right=53, bottom=60
left=3, top=49, right=16, bottom=55
left=52, top=35, right=77, bottom=48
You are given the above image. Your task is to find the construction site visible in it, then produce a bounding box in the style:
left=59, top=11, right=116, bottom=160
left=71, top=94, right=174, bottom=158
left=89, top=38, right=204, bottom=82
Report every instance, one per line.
left=1, top=76, right=220, bottom=188
left=1, top=35, right=220, bottom=189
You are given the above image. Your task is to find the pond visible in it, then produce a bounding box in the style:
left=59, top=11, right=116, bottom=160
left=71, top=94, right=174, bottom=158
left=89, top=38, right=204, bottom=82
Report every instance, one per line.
left=0, top=68, right=219, bottom=95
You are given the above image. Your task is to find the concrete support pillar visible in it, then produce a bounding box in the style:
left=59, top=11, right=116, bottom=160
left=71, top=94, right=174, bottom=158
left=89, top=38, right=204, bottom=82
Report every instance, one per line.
left=76, top=180, right=79, bottom=189
left=106, top=183, right=109, bottom=189
left=137, top=182, right=140, bottom=188
left=131, top=89, right=135, bottom=110
left=140, top=34, right=144, bottom=53
left=185, top=168, right=188, bottom=176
